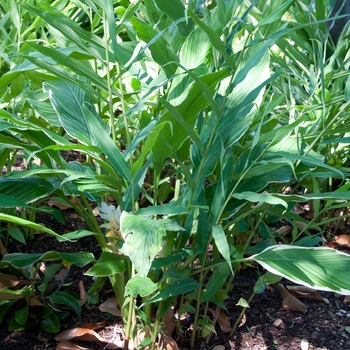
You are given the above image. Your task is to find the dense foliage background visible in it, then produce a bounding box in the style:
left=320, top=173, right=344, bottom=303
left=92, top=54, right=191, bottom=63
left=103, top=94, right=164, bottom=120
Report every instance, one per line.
left=1, top=0, right=350, bottom=349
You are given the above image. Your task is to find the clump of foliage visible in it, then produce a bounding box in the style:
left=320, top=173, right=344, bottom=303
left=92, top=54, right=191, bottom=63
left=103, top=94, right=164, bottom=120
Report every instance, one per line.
left=1, top=0, right=350, bottom=348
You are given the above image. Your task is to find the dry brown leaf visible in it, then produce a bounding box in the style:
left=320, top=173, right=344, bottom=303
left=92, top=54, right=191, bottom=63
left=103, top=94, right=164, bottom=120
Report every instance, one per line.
left=163, top=306, right=176, bottom=337
left=238, top=313, right=246, bottom=328
left=55, top=328, right=107, bottom=345
left=157, top=334, right=179, bottom=350
left=343, top=296, right=350, bottom=303
left=293, top=204, right=305, bottom=214
left=333, top=235, right=350, bottom=248
left=0, top=272, right=19, bottom=289
left=99, top=297, right=121, bottom=316
left=278, top=284, right=308, bottom=313
left=272, top=318, right=284, bottom=327
left=79, top=280, right=87, bottom=301
left=56, top=340, right=92, bottom=350
left=286, top=285, right=328, bottom=303
left=0, top=239, right=8, bottom=257
left=212, top=346, right=225, bottom=350
left=209, top=308, right=232, bottom=332
left=47, top=199, right=72, bottom=210
left=138, top=325, right=151, bottom=344
left=296, top=221, right=307, bottom=230
left=81, top=321, right=106, bottom=331
left=274, top=226, right=292, bottom=237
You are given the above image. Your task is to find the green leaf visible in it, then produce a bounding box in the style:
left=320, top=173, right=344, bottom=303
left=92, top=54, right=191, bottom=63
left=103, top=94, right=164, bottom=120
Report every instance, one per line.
left=212, top=225, right=232, bottom=273
left=236, top=297, right=249, bottom=308
left=44, top=80, right=106, bottom=146
left=40, top=311, right=60, bottom=333
left=252, top=245, right=350, bottom=294
left=0, top=178, right=54, bottom=204
left=142, top=278, right=200, bottom=305
left=136, top=205, right=188, bottom=216
left=15, top=304, right=29, bottom=325
left=49, top=291, right=81, bottom=317
left=83, top=105, right=131, bottom=182
left=120, top=212, right=165, bottom=279
left=125, top=275, right=158, bottom=297
left=201, top=265, right=230, bottom=303
left=2, top=251, right=94, bottom=268
left=231, top=192, right=288, bottom=210
left=85, top=252, right=128, bottom=277
left=131, top=17, right=178, bottom=77
left=7, top=228, right=26, bottom=244
left=154, top=0, right=194, bottom=36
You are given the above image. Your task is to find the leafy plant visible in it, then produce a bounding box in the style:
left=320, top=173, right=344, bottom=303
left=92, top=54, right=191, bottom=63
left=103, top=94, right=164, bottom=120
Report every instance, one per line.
left=1, top=0, right=350, bottom=349
left=0, top=251, right=94, bottom=332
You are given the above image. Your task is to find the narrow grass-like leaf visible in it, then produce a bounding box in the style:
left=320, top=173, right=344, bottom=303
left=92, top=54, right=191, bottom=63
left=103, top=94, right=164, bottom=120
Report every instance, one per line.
left=212, top=225, right=232, bottom=273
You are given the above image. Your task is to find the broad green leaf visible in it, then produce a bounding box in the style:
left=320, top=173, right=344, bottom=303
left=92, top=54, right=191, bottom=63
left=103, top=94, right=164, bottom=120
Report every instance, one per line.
left=30, top=43, right=111, bottom=96
left=38, top=264, right=62, bottom=294
left=125, top=275, right=158, bottom=297
left=0, top=214, right=66, bottom=242
left=15, top=304, right=29, bottom=325
left=2, top=251, right=94, bottom=268
left=44, top=80, right=104, bottom=146
left=131, top=17, right=178, bottom=77
left=154, top=0, right=194, bottom=36
left=7, top=228, right=26, bottom=244
left=137, top=204, right=188, bottom=216
left=201, top=265, right=230, bottom=303
left=252, top=245, right=350, bottom=295
left=83, top=105, right=131, bottom=182
left=212, top=225, right=232, bottom=273
left=40, top=312, right=60, bottom=333
left=120, top=212, right=165, bottom=279
left=85, top=252, right=128, bottom=277
left=0, top=178, right=54, bottom=204
left=60, top=230, right=97, bottom=241
left=232, top=192, right=288, bottom=210
left=142, top=278, right=200, bottom=305
left=49, top=291, right=81, bottom=317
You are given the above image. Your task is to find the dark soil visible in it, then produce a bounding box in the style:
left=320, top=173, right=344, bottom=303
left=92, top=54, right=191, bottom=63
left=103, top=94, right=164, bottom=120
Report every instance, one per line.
left=1, top=208, right=350, bottom=350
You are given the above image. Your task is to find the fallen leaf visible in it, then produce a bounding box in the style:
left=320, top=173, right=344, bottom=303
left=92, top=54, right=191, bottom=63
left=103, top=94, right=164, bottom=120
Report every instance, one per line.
left=293, top=204, right=305, bottom=214
left=0, top=272, right=20, bottom=289
left=99, top=297, right=121, bottom=316
left=286, top=285, right=329, bottom=303
left=333, top=235, right=350, bottom=248
left=212, top=346, right=225, bottom=350
left=157, top=333, right=179, bottom=350
left=79, top=280, right=87, bottom=301
left=209, top=308, right=232, bottom=332
left=81, top=321, right=106, bottom=331
left=55, top=328, right=107, bottom=345
left=0, top=239, right=8, bottom=257
left=278, top=284, right=308, bottom=313
left=344, top=296, right=350, bottom=303
left=238, top=313, right=246, bottom=328
left=163, top=306, right=176, bottom=337
left=47, top=199, right=72, bottom=210
left=138, top=325, right=151, bottom=343
left=56, top=340, right=92, bottom=350
left=274, top=225, right=292, bottom=237
left=273, top=318, right=284, bottom=327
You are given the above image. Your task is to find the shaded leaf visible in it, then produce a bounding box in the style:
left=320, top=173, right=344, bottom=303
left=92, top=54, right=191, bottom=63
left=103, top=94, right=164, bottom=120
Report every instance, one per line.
left=99, top=297, right=121, bottom=316
left=278, top=284, right=308, bottom=313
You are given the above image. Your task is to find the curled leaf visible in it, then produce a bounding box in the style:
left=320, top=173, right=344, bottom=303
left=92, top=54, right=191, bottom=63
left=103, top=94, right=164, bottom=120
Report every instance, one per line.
left=278, top=284, right=308, bottom=313
left=99, top=297, right=121, bottom=316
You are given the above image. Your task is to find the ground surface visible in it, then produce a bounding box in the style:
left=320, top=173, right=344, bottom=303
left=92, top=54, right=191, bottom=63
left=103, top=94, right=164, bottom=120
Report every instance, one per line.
left=1, top=206, right=350, bottom=350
